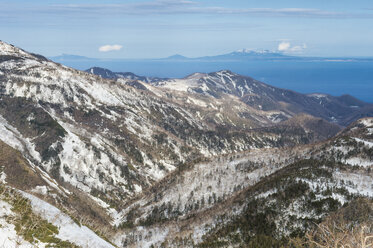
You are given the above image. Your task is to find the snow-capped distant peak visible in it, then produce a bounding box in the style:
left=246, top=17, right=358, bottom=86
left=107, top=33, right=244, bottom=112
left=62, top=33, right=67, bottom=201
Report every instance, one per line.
left=235, top=48, right=254, bottom=53
left=234, top=49, right=273, bottom=54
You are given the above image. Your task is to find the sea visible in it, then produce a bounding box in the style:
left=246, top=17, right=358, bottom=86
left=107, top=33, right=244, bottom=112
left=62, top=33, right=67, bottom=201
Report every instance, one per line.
left=55, top=59, right=373, bottom=103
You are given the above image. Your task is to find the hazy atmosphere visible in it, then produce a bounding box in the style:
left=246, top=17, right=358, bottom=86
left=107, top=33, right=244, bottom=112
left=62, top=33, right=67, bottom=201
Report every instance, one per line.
left=2, top=0, right=373, bottom=58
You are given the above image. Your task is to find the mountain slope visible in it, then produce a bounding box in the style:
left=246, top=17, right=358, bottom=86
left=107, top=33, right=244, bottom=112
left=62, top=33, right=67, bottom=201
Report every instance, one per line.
left=0, top=40, right=339, bottom=224
left=198, top=118, right=373, bottom=247
left=87, top=68, right=373, bottom=127
left=0, top=140, right=115, bottom=247
left=1, top=40, right=372, bottom=247
left=154, top=70, right=373, bottom=126
left=86, top=67, right=166, bottom=83
left=112, top=117, right=373, bottom=247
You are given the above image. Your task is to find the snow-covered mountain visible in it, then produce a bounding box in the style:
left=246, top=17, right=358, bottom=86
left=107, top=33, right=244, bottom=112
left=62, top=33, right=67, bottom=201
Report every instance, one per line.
left=1, top=40, right=372, bottom=247
left=86, top=67, right=166, bottom=83
left=113, top=118, right=373, bottom=247
left=88, top=68, right=373, bottom=126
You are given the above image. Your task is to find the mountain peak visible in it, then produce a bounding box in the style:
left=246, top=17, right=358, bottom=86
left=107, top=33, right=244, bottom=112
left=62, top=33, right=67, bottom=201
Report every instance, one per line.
left=357, top=118, right=373, bottom=129
left=205, top=70, right=237, bottom=79
left=216, top=69, right=235, bottom=75
left=85, top=67, right=117, bottom=79
left=88, top=66, right=113, bottom=73
left=166, top=54, right=188, bottom=60
left=185, top=72, right=207, bottom=79
left=340, top=117, right=373, bottom=139
left=0, top=40, right=30, bottom=57
left=51, top=54, right=93, bottom=61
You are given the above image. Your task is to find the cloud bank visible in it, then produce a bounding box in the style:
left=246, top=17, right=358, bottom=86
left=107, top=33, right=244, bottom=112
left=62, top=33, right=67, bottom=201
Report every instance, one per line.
left=47, top=1, right=373, bottom=19
left=278, top=42, right=307, bottom=53
left=99, top=44, right=122, bottom=52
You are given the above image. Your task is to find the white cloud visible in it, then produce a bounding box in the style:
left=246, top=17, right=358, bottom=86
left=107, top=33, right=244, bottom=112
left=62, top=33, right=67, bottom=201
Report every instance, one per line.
left=98, top=44, right=122, bottom=52
left=278, top=41, right=307, bottom=53
left=278, top=42, right=291, bottom=52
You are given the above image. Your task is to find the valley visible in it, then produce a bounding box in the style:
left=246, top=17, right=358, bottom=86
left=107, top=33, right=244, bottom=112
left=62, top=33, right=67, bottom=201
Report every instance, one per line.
left=0, top=40, right=373, bottom=247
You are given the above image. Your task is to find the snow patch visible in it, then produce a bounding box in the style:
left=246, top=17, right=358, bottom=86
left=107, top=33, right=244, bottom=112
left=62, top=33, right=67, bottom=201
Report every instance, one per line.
left=21, top=192, right=116, bottom=248
left=31, top=185, right=49, bottom=195
left=0, top=200, right=37, bottom=248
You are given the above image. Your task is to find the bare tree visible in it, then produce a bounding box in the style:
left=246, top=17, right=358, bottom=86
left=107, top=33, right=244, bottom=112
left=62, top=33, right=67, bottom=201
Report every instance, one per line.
left=305, top=220, right=373, bottom=248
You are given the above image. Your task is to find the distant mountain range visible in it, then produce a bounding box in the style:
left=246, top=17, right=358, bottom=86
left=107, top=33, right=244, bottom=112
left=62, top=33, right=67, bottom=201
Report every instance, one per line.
left=51, top=49, right=373, bottom=63
left=50, top=50, right=373, bottom=103
left=159, top=50, right=298, bottom=61
left=50, top=53, right=96, bottom=61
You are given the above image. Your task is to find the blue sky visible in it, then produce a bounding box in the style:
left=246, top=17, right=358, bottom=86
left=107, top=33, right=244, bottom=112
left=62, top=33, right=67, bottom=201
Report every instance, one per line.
left=1, top=0, right=373, bottom=58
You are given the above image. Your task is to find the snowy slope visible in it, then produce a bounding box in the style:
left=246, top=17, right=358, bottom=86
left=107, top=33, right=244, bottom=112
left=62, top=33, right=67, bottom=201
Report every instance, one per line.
left=112, top=118, right=373, bottom=247
left=0, top=40, right=339, bottom=204
left=21, top=192, right=116, bottom=248
left=1, top=40, right=372, bottom=248
left=128, top=70, right=373, bottom=126
left=0, top=200, right=36, bottom=248
left=0, top=184, right=115, bottom=248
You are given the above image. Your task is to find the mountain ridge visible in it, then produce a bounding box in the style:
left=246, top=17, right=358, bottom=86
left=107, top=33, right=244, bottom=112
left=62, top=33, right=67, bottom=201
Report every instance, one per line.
left=0, top=40, right=373, bottom=247
left=47, top=49, right=373, bottom=103
left=87, top=67, right=373, bottom=127
left=50, top=49, right=373, bottom=62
